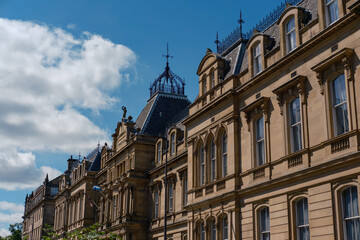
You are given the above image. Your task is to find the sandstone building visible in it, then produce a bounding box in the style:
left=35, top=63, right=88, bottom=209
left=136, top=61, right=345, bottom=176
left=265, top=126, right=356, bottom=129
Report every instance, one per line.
left=23, top=0, right=360, bottom=239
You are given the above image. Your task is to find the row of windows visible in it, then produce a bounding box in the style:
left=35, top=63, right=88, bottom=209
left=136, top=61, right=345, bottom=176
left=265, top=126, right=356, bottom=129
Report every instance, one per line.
left=197, top=131, right=227, bottom=186
left=153, top=175, right=188, bottom=218
left=253, top=73, right=348, bottom=167
left=196, top=217, right=228, bottom=240
left=256, top=186, right=359, bottom=240
left=251, top=0, right=340, bottom=77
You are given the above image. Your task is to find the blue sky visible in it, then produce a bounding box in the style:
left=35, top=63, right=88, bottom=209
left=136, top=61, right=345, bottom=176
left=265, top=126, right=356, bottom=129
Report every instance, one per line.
left=0, top=0, right=284, bottom=236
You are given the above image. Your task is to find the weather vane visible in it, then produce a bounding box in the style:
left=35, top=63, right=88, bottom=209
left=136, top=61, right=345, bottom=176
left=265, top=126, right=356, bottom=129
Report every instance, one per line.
left=238, top=10, right=245, bottom=38
left=162, top=43, right=173, bottom=68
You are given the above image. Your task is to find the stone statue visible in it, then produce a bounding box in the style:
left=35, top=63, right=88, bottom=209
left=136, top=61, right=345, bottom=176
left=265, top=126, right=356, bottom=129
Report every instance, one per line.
left=122, top=106, right=127, bottom=119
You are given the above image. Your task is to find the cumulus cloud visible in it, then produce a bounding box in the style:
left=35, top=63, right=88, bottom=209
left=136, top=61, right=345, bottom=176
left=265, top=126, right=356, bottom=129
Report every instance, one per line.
left=0, top=228, right=10, bottom=237
left=0, top=18, right=136, bottom=190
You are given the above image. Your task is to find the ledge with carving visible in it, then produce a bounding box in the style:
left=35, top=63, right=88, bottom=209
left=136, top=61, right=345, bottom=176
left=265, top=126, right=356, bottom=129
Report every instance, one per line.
left=188, top=174, right=235, bottom=199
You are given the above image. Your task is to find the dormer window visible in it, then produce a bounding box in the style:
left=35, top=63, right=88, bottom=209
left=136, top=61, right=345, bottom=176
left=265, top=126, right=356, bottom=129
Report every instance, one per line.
left=202, top=76, right=207, bottom=95
left=286, top=17, right=296, bottom=53
left=170, top=133, right=176, bottom=155
left=157, top=141, right=162, bottom=163
left=253, top=43, right=262, bottom=75
left=210, top=70, right=215, bottom=88
left=325, top=0, right=339, bottom=26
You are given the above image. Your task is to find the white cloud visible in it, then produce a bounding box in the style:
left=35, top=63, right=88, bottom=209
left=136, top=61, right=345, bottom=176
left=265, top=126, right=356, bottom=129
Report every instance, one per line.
left=0, top=18, right=136, bottom=190
left=66, top=23, right=76, bottom=29
left=0, top=228, right=10, bottom=237
left=0, top=201, right=24, bottom=213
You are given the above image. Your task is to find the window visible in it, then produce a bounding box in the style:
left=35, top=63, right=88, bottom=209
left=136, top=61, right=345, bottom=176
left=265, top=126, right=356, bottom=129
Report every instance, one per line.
left=183, top=175, right=188, bottom=206
left=325, top=0, right=339, bottom=26
left=222, top=132, right=228, bottom=177
left=256, top=116, right=265, bottom=166
left=168, top=183, right=173, bottom=212
left=253, top=43, right=262, bottom=75
left=157, top=141, right=162, bottom=163
left=200, top=144, right=205, bottom=186
left=295, top=198, right=309, bottom=240
left=332, top=74, right=348, bottom=136
left=289, top=97, right=302, bottom=152
left=211, top=70, right=215, bottom=88
left=259, top=207, right=270, bottom=240
left=113, top=195, right=117, bottom=220
left=171, top=133, right=176, bottom=155
left=341, top=186, right=360, bottom=240
left=202, top=77, right=207, bottom=95
left=154, top=189, right=159, bottom=218
left=223, top=217, right=229, bottom=240
left=210, top=139, right=216, bottom=181
left=210, top=219, right=216, bottom=240
left=200, top=222, right=205, bottom=240
left=286, top=17, right=296, bottom=53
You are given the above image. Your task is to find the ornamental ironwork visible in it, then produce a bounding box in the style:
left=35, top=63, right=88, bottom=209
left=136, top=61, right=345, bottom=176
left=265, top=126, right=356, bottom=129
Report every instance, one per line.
left=217, top=0, right=303, bottom=54
left=149, top=44, right=185, bottom=98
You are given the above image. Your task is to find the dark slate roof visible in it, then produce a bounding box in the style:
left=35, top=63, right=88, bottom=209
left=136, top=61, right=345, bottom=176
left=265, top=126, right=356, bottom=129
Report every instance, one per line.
left=221, top=0, right=317, bottom=79
left=135, top=92, right=190, bottom=136
left=88, top=151, right=101, bottom=172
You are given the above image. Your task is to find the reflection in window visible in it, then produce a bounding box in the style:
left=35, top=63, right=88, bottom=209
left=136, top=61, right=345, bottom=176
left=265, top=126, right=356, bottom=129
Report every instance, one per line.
left=154, top=189, right=159, bottom=218
left=341, top=186, right=360, bottom=240
left=289, top=97, right=302, bottom=153
left=253, top=43, right=262, bottom=75
left=210, top=139, right=216, bottom=182
left=256, top=116, right=265, bottom=166
left=200, top=144, right=205, bottom=185
left=171, top=133, right=175, bottom=155
left=332, top=74, right=348, bottom=136
left=223, top=217, right=229, bottom=240
left=168, top=183, right=173, bottom=212
left=296, top=198, right=309, bottom=240
left=259, top=207, right=270, bottom=240
left=325, top=0, right=339, bottom=26
left=286, top=17, right=296, bottom=53
left=222, top=132, right=228, bottom=177
left=157, top=141, right=162, bottom=163
left=200, top=222, right=205, bottom=240
left=210, top=219, right=216, bottom=240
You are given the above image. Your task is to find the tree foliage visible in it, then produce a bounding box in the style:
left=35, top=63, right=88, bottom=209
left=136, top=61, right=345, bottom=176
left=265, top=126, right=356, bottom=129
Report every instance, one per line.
left=41, top=223, right=121, bottom=240
left=0, top=223, right=22, bottom=240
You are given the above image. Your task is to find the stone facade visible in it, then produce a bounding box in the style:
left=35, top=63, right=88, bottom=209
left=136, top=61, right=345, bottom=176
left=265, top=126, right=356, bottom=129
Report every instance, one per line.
left=23, top=0, right=360, bottom=239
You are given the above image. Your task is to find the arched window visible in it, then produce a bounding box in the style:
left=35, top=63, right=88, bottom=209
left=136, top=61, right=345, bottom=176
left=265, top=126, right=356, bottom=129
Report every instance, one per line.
left=157, top=141, right=162, bottom=163
left=295, top=198, right=309, bottom=240
left=210, top=138, right=216, bottom=182
left=221, top=132, right=228, bottom=177
left=325, top=0, right=339, bottom=26
left=200, top=222, right=205, bottom=240
left=171, top=133, right=176, bottom=155
left=259, top=207, right=270, bottom=240
left=331, top=74, right=348, bottom=136
left=199, top=144, right=205, bottom=186
left=209, top=219, right=216, bottom=240
left=289, top=97, right=302, bottom=153
left=253, top=43, right=262, bottom=75
left=222, top=217, right=229, bottom=240
left=341, top=186, right=360, bottom=239
left=285, top=16, right=296, bottom=53
left=211, top=70, right=215, bottom=88
left=255, top=116, right=265, bottom=166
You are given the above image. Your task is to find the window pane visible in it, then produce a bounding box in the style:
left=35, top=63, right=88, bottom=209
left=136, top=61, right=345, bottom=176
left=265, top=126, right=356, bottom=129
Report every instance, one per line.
left=286, top=17, right=295, bottom=33
left=332, top=75, right=348, bottom=135
left=290, top=98, right=301, bottom=125
left=222, top=133, right=228, bottom=177
left=342, top=187, right=360, bottom=240
left=256, top=117, right=264, bottom=140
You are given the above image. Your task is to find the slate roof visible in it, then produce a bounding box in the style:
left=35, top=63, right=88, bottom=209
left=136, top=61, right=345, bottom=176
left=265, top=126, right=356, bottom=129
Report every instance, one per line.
left=88, top=151, right=101, bottom=172
left=220, top=0, right=318, bottom=79
left=135, top=92, right=190, bottom=136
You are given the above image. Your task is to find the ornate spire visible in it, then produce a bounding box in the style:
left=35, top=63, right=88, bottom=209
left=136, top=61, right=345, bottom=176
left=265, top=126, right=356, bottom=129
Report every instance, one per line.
left=214, top=32, right=220, bottom=53
left=149, top=44, right=185, bottom=98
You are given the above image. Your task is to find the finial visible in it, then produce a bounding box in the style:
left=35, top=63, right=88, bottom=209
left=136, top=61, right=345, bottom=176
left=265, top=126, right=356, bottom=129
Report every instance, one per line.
left=122, top=106, right=127, bottom=119
left=163, top=43, right=173, bottom=69
left=78, top=152, right=81, bottom=161
left=238, top=10, right=244, bottom=39
left=97, top=141, right=100, bottom=151
left=214, top=32, right=220, bottom=53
